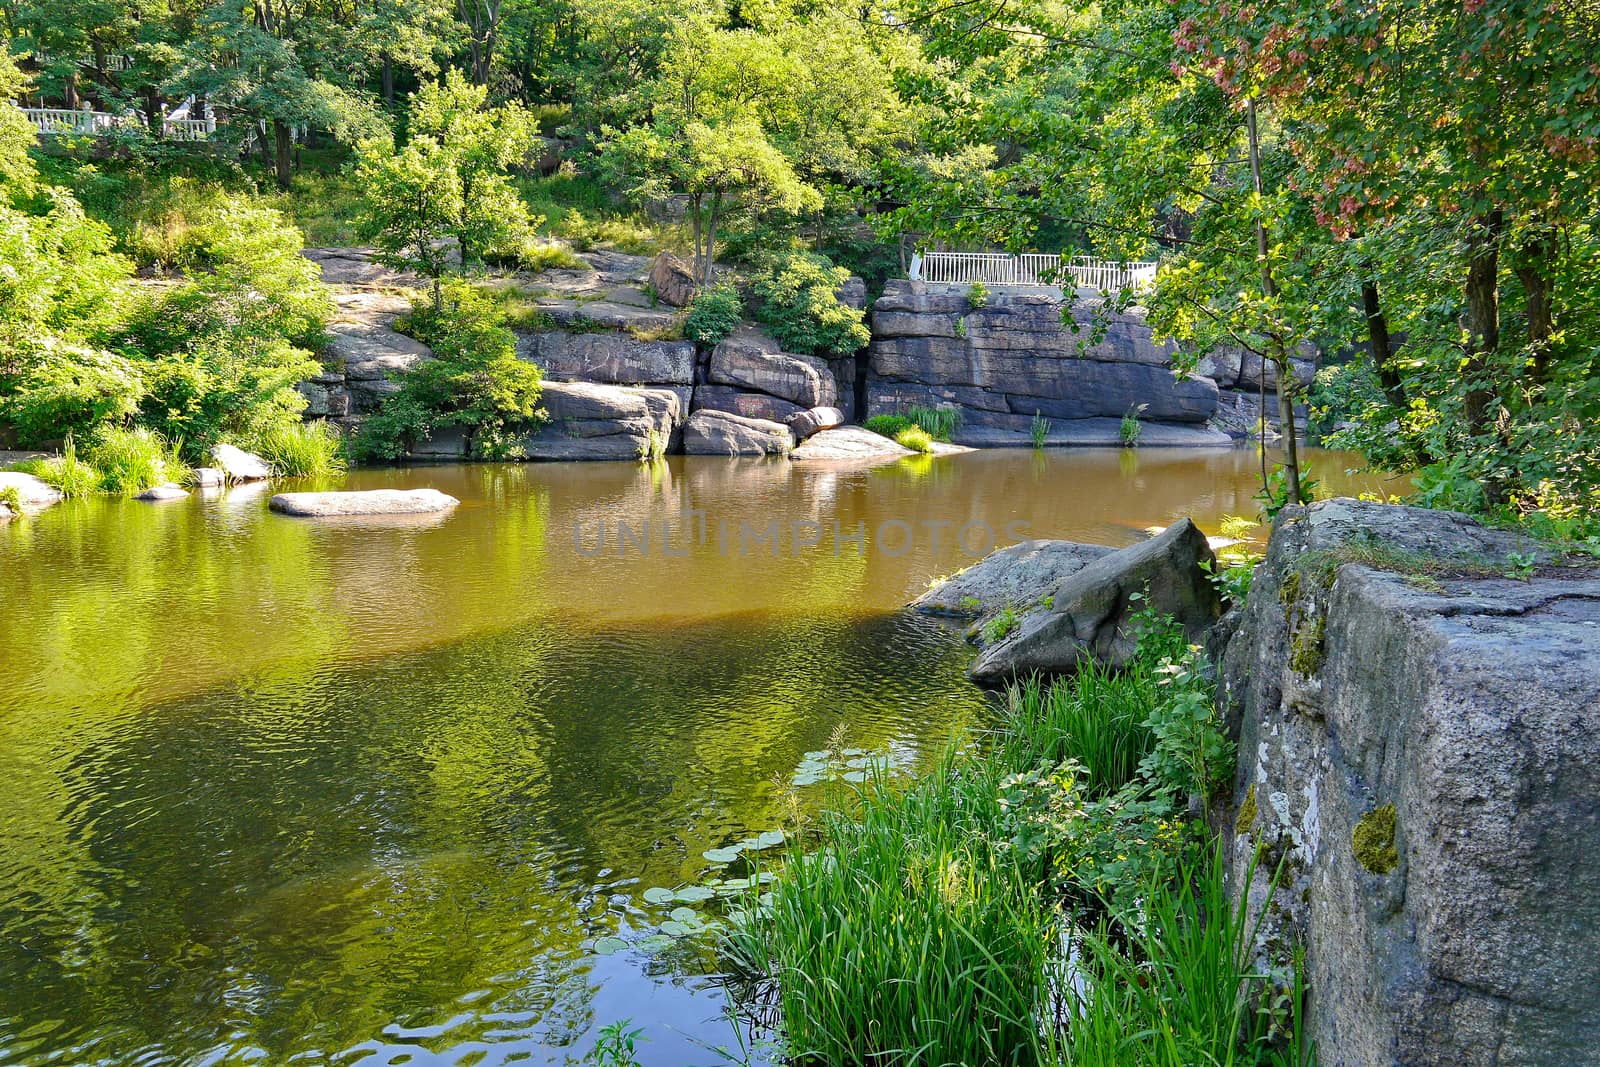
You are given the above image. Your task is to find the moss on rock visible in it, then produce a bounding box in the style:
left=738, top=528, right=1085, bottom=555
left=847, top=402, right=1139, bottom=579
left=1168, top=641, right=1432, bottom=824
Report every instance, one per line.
left=1236, top=785, right=1258, bottom=836
left=1353, top=804, right=1398, bottom=874
left=1291, top=617, right=1326, bottom=675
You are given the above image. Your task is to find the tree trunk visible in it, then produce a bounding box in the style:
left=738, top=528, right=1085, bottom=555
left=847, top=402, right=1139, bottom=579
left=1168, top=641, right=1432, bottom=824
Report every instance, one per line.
left=1245, top=96, right=1301, bottom=505
left=1461, top=209, right=1504, bottom=438
left=1514, top=226, right=1556, bottom=382
left=1361, top=277, right=1405, bottom=407
left=703, top=190, right=723, bottom=285
left=64, top=69, right=77, bottom=110
left=382, top=53, right=395, bottom=107
left=432, top=275, right=443, bottom=313
left=143, top=85, right=162, bottom=135
left=690, top=194, right=704, bottom=277
left=273, top=119, right=292, bottom=189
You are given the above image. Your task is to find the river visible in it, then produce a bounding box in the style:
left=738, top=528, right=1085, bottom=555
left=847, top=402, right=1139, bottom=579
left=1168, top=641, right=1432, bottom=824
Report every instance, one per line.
left=0, top=447, right=1388, bottom=1065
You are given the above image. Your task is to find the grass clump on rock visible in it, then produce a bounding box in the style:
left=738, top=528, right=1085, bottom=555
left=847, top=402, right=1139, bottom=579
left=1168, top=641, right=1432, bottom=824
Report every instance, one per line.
left=894, top=425, right=934, bottom=454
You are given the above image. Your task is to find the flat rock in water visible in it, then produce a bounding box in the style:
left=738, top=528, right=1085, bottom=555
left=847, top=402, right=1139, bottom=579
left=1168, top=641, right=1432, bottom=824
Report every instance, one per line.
left=913, top=539, right=1117, bottom=618
left=0, top=471, right=63, bottom=508
left=269, top=489, right=459, bottom=517
left=212, top=444, right=274, bottom=481
left=136, top=484, right=189, bottom=501
left=191, top=467, right=226, bottom=488
left=789, top=426, right=912, bottom=464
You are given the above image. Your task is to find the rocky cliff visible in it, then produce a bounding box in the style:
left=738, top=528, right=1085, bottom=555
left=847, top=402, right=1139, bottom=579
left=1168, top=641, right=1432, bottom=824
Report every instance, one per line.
left=867, top=280, right=1313, bottom=446
left=1219, top=500, right=1600, bottom=1066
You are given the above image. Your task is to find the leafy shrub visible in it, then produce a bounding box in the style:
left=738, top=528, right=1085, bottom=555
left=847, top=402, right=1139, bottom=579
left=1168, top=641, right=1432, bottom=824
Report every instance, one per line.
left=749, top=252, right=870, bottom=357
left=967, top=280, right=989, bottom=308
left=355, top=282, right=546, bottom=461
left=895, top=425, right=934, bottom=453
left=982, top=605, right=1018, bottom=641
left=2, top=341, right=145, bottom=447
left=863, top=414, right=912, bottom=438
left=253, top=421, right=347, bottom=479
left=683, top=284, right=744, bottom=346
left=1121, top=403, right=1146, bottom=446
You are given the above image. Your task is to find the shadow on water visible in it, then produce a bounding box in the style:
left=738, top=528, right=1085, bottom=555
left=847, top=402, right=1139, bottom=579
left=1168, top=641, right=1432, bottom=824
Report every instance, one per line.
left=0, top=447, right=1385, bottom=1064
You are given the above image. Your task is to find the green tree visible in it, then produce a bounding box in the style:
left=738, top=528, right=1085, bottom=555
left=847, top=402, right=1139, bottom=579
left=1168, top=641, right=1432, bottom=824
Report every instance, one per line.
left=353, top=134, right=463, bottom=310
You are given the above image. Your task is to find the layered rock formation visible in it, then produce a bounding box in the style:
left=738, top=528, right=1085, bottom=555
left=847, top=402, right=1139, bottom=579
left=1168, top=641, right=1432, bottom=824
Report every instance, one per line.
left=1219, top=501, right=1600, bottom=1066
left=867, top=281, right=1307, bottom=446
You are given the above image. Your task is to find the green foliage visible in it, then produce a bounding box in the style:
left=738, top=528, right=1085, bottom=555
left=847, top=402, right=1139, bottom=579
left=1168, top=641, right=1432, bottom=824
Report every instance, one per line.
left=863, top=414, right=912, bottom=439
left=748, top=252, right=870, bottom=357
left=354, top=283, right=546, bottom=461
left=894, top=425, right=934, bottom=454
left=0, top=486, right=21, bottom=516
left=588, top=1020, right=646, bottom=1067
left=682, top=284, right=744, bottom=347
left=982, top=605, right=1018, bottom=642
left=905, top=405, right=960, bottom=442
left=967, top=280, right=989, bottom=309
left=83, top=427, right=190, bottom=496
left=1257, top=464, right=1321, bottom=520
left=637, top=429, right=669, bottom=463
left=1120, top=404, right=1146, bottom=447
left=1030, top=411, right=1050, bottom=450
left=13, top=437, right=101, bottom=498
left=253, top=421, right=347, bottom=479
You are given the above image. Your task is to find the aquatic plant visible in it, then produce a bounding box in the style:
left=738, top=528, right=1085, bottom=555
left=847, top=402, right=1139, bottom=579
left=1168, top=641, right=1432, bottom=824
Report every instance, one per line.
left=906, top=405, right=961, bottom=442
left=14, top=436, right=101, bottom=498
left=1120, top=403, right=1147, bottom=447
left=253, top=421, right=347, bottom=479
left=637, top=429, right=669, bottom=463
left=894, top=426, right=934, bottom=454
left=862, top=414, right=912, bottom=439
left=85, top=427, right=189, bottom=495
left=589, top=1019, right=646, bottom=1067
left=1030, top=411, right=1050, bottom=449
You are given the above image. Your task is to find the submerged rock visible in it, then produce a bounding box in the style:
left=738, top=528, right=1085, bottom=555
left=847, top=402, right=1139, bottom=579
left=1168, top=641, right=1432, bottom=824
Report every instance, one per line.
left=1220, top=499, right=1600, bottom=1067
left=211, top=444, right=274, bottom=482
left=269, top=488, right=459, bottom=517
left=0, top=471, right=63, bottom=509
left=969, top=518, right=1220, bottom=683
left=682, top=410, right=792, bottom=456
left=135, top=484, right=189, bottom=502
left=913, top=539, right=1115, bottom=618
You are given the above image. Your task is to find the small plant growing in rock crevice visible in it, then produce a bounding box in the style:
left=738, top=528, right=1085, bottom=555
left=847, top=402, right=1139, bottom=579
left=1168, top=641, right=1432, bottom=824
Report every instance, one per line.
left=1121, top=403, right=1147, bottom=447
left=967, top=279, right=989, bottom=309
left=983, top=606, right=1019, bottom=643
left=1353, top=804, right=1398, bottom=875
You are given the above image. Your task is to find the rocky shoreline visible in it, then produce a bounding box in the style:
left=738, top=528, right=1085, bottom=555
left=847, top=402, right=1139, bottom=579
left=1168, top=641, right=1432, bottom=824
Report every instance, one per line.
left=299, top=249, right=1313, bottom=463
left=913, top=500, right=1600, bottom=1064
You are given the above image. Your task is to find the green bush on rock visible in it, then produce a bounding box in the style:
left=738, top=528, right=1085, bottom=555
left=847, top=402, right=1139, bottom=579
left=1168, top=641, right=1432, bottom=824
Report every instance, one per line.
left=749, top=252, right=869, bottom=357
left=683, top=284, right=744, bottom=346
left=354, top=283, right=546, bottom=461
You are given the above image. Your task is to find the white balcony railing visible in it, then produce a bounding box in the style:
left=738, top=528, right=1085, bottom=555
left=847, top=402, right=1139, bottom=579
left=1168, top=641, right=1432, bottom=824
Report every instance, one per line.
left=910, top=252, right=1158, bottom=292
left=18, top=106, right=216, bottom=140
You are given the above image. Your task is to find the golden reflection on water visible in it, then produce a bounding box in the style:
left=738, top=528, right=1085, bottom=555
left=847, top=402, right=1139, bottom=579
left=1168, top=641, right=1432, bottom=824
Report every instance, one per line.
left=0, top=447, right=1388, bottom=1065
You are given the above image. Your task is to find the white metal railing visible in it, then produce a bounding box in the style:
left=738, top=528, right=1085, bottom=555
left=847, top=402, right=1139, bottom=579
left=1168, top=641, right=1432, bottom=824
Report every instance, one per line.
left=910, top=252, right=1159, bottom=292
left=18, top=105, right=215, bottom=140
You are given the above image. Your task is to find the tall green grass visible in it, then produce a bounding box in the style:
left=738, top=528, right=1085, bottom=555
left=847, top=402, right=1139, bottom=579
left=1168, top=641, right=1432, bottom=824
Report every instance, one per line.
left=14, top=436, right=102, bottom=497
left=728, top=752, right=1050, bottom=1066
left=732, top=618, right=1301, bottom=1066
left=906, top=405, right=962, bottom=442
left=86, top=427, right=190, bottom=495
left=253, top=421, right=347, bottom=479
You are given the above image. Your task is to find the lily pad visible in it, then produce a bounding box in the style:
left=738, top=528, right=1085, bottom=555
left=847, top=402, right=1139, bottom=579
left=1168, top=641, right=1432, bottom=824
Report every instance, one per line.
left=593, top=936, right=628, bottom=956
left=702, top=846, right=743, bottom=865
left=674, top=886, right=715, bottom=904
left=754, top=830, right=786, bottom=849
left=669, top=907, right=698, bottom=923
left=637, top=934, right=674, bottom=951
left=659, top=920, right=692, bottom=937
left=642, top=887, right=676, bottom=905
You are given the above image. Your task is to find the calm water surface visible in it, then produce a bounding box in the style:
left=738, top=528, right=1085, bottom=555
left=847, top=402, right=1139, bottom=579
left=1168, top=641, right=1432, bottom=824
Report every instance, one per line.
left=0, top=447, right=1387, bottom=1066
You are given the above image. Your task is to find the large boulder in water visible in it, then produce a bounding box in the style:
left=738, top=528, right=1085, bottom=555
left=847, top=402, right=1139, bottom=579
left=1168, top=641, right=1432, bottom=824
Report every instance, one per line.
left=524, top=380, right=686, bottom=460
left=682, top=410, right=792, bottom=456
left=211, top=444, right=273, bottom=482
left=913, top=539, right=1115, bottom=618
left=1217, top=499, right=1600, bottom=1067
left=969, top=518, right=1220, bottom=683
left=269, top=488, right=459, bottom=517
